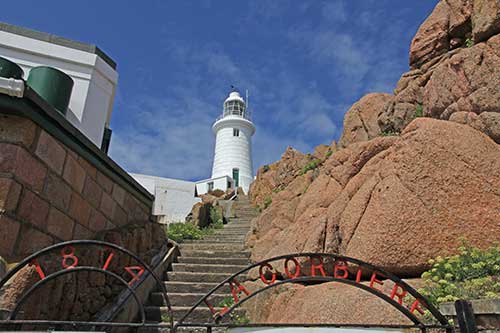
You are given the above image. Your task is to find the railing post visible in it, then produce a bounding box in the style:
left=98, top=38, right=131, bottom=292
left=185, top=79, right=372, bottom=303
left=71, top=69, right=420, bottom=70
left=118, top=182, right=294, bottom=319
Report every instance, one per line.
left=455, top=300, right=478, bottom=333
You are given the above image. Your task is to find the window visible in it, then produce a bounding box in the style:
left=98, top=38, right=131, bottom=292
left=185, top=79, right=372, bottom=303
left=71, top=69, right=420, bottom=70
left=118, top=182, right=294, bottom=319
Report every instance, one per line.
left=207, top=182, right=214, bottom=192
left=233, top=128, right=240, bottom=137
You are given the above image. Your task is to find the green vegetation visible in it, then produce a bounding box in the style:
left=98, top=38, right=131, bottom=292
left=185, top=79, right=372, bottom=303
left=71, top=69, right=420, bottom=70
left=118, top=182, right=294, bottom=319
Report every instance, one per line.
left=161, top=313, right=171, bottom=322
left=167, top=209, right=224, bottom=243
left=299, top=159, right=321, bottom=175
left=326, top=148, right=333, bottom=158
left=218, top=296, right=235, bottom=308
left=272, top=185, right=284, bottom=193
left=414, top=104, right=424, bottom=118
left=465, top=38, right=474, bottom=48
left=419, top=242, right=500, bottom=306
left=209, top=206, right=224, bottom=228
left=380, top=130, right=400, bottom=137
left=167, top=223, right=207, bottom=242
left=262, top=164, right=270, bottom=173
left=232, top=313, right=251, bottom=324
left=263, top=195, right=272, bottom=209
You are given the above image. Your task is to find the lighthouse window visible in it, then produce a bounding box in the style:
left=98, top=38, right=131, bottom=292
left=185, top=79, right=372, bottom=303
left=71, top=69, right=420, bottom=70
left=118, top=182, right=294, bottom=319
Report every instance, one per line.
left=233, top=128, right=240, bottom=137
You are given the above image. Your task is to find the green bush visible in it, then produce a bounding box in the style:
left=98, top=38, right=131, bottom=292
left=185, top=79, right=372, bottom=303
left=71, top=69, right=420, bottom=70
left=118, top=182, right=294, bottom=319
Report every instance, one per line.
left=419, top=243, right=500, bottom=306
left=209, top=206, right=224, bottom=228
left=218, top=296, right=235, bottom=308
left=167, top=223, right=204, bottom=242
left=465, top=38, right=474, bottom=48
left=263, top=195, right=272, bottom=209
left=414, top=104, right=424, bottom=118
left=299, top=159, right=321, bottom=175
left=326, top=148, right=333, bottom=158
left=262, top=164, right=270, bottom=173
left=167, top=221, right=223, bottom=243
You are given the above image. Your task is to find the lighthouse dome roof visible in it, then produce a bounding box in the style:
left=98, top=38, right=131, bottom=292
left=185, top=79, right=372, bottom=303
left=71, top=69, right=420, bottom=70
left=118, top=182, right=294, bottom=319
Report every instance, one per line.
left=224, top=91, right=245, bottom=104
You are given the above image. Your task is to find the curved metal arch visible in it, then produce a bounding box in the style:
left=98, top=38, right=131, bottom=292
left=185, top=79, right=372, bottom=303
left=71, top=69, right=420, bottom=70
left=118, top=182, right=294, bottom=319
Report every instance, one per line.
left=174, top=252, right=450, bottom=330
left=211, top=277, right=422, bottom=326
left=0, top=240, right=173, bottom=328
left=8, top=266, right=146, bottom=325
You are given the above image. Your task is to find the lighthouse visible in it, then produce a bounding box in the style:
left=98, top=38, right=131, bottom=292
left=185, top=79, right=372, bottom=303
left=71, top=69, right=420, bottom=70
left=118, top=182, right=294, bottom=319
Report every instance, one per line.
left=210, top=90, right=255, bottom=194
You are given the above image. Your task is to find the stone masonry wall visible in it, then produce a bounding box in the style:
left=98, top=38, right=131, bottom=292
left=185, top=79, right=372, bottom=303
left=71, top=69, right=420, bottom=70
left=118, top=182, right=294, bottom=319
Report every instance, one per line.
left=0, top=113, right=152, bottom=262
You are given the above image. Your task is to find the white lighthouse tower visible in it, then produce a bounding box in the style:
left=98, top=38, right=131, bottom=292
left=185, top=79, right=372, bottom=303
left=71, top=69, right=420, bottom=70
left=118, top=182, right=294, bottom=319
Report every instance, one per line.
left=210, top=90, right=255, bottom=194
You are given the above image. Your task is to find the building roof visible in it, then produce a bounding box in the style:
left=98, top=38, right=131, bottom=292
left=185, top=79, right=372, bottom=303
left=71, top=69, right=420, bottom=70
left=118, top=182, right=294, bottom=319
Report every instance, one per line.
left=0, top=21, right=116, bottom=69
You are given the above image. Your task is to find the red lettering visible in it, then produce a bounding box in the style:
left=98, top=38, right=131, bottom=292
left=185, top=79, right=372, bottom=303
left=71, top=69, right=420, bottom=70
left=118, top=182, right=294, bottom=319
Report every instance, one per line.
left=29, top=259, right=46, bottom=280
left=410, top=299, right=425, bottom=315
left=102, top=251, right=115, bottom=271
left=204, top=299, right=217, bottom=315
left=125, top=266, right=145, bottom=286
left=284, top=257, right=301, bottom=279
left=228, top=279, right=250, bottom=303
left=333, top=260, right=349, bottom=279
left=310, top=257, right=326, bottom=277
left=369, top=272, right=384, bottom=292
left=390, top=283, right=407, bottom=305
left=355, top=268, right=362, bottom=283
left=61, top=246, right=78, bottom=269
left=259, top=263, right=276, bottom=285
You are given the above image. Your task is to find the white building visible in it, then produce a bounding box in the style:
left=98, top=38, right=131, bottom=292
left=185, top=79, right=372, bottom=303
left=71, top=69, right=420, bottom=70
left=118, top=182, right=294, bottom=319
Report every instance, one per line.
left=130, top=174, right=201, bottom=223
left=197, top=90, right=256, bottom=194
left=0, top=22, right=118, bottom=150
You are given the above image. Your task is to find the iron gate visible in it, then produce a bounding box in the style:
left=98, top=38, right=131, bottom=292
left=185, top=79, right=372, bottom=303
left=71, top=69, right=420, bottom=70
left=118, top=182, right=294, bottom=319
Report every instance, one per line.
left=0, top=241, right=457, bottom=332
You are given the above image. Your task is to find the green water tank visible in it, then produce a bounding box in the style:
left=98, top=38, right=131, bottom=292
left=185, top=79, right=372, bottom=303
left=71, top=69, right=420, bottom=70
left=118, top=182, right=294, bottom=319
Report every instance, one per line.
left=0, top=56, right=24, bottom=79
left=27, top=66, right=74, bottom=114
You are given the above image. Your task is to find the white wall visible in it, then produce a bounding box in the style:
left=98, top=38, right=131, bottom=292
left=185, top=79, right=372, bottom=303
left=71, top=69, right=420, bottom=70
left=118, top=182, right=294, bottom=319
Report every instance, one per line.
left=130, top=173, right=201, bottom=223
left=0, top=30, right=118, bottom=147
left=211, top=116, right=255, bottom=193
left=196, top=175, right=234, bottom=195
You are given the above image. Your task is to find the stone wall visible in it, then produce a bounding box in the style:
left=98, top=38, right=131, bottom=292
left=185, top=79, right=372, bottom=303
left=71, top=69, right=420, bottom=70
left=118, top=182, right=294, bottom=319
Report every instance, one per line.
left=0, top=88, right=167, bottom=325
left=0, top=113, right=153, bottom=263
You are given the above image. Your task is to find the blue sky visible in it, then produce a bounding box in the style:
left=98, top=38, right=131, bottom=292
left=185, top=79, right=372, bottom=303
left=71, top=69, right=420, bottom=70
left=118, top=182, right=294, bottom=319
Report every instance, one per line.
left=2, top=1, right=438, bottom=181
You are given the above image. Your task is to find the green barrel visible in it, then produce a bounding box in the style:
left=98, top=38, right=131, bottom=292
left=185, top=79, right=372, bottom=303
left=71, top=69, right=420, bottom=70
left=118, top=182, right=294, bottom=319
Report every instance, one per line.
left=0, top=56, right=24, bottom=79
left=27, top=66, right=74, bottom=114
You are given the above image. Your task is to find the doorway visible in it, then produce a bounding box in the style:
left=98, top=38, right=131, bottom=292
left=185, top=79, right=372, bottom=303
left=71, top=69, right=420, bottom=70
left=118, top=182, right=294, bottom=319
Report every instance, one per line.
left=232, top=168, right=239, bottom=188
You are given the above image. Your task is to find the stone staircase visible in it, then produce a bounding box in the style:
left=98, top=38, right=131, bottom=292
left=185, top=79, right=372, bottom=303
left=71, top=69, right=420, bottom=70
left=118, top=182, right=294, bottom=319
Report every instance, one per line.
left=145, top=195, right=258, bottom=332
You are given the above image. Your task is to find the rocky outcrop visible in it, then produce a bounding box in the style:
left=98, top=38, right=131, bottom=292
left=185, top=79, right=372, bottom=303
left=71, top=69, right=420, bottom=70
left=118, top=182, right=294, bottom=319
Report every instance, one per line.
left=249, top=147, right=318, bottom=208
left=248, top=119, right=500, bottom=277
left=186, top=188, right=235, bottom=227
left=375, top=0, right=500, bottom=141
left=244, top=279, right=424, bottom=325
left=409, top=0, right=472, bottom=69
left=245, top=0, right=500, bottom=325
left=472, top=0, right=500, bottom=42
left=338, top=93, right=393, bottom=148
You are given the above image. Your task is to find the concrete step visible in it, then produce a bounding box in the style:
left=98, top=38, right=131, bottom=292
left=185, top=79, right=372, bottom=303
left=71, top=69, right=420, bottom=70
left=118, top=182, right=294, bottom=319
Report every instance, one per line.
left=165, top=281, right=219, bottom=294
left=172, top=263, right=247, bottom=274
left=179, top=250, right=250, bottom=258
left=201, top=235, right=246, bottom=241
left=219, top=227, right=250, bottom=232
left=179, top=243, right=245, bottom=252
left=210, top=231, right=248, bottom=237
left=183, top=239, right=243, bottom=244
left=146, top=306, right=244, bottom=322
left=177, top=257, right=249, bottom=265
left=167, top=271, right=246, bottom=283
left=151, top=292, right=230, bottom=307
left=223, top=224, right=251, bottom=228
